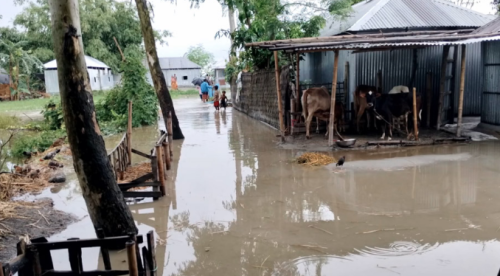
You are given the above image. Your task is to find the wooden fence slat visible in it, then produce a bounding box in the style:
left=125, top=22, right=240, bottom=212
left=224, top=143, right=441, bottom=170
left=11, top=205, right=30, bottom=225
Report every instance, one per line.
left=67, top=238, right=83, bottom=274
left=126, top=241, right=139, bottom=276
left=122, top=191, right=162, bottom=198
left=142, top=247, right=151, bottom=276
left=126, top=173, right=154, bottom=184
left=96, top=229, right=112, bottom=271
left=30, top=237, right=53, bottom=273
left=163, top=142, right=171, bottom=171
left=146, top=231, right=156, bottom=276
left=43, top=270, right=129, bottom=276
left=155, top=145, right=166, bottom=196
left=131, top=149, right=152, bottom=159
left=118, top=182, right=161, bottom=191
left=31, top=236, right=144, bottom=251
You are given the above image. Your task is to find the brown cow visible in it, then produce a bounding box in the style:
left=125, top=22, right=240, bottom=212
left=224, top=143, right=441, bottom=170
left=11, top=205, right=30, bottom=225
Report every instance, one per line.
left=354, top=85, right=378, bottom=133
left=301, top=87, right=344, bottom=139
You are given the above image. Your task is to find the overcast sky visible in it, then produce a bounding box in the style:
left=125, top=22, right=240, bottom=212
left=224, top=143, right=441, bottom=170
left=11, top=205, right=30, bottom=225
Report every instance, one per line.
left=0, top=0, right=232, bottom=65
left=0, top=0, right=496, bottom=66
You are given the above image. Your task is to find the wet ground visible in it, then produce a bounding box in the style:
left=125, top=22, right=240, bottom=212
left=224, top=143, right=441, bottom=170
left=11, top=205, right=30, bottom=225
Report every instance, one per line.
left=6, top=98, right=500, bottom=275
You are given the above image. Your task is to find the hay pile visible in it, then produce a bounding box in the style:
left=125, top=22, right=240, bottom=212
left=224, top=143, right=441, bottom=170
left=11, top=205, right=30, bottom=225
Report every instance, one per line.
left=0, top=173, right=49, bottom=201
left=118, top=162, right=153, bottom=184
left=296, top=152, right=336, bottom=166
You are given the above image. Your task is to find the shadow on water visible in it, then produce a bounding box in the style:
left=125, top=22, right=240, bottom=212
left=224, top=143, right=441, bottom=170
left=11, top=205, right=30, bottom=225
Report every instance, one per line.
left=12, top=98, right=500, bottom=275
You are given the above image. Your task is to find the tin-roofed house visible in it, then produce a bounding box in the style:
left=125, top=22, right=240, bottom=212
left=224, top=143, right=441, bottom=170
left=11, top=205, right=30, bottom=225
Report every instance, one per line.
left=44, top=55, right=115, bottom=94
left=213, top=62, right=229, bottom=89
left=300, top=0, right=496, bottom=127
left=0, top=67, right=10, bottom=100
left=145, top=57, right=202, bottom=88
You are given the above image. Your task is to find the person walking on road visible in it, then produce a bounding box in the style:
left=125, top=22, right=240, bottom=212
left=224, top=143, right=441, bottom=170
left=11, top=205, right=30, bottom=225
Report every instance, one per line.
left=200, top=79, right=212, bottom=103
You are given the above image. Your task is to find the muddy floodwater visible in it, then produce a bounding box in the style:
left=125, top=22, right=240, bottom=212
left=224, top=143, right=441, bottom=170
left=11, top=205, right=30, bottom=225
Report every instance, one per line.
left=12, top=98, right=500, bottom=275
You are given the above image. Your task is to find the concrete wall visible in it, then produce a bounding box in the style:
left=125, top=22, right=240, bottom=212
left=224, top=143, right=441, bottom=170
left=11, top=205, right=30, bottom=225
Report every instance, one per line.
left=233, top=66, right=290, bottom=129
left=146, top=68, right=202, bottom=87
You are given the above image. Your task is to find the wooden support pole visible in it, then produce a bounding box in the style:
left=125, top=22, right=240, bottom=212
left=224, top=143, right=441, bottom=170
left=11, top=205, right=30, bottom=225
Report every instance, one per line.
left=344, top=61, right=349, bottom=104
left=426, top=72, right=432, bottom=127
left=126, top=241, right=139, bottom=276
left=163, top=142, right=171, bottom=171
left=437, top=45, right=451, bottom=130
left=328, top=50, right=340, bottom=147
left=296, top=52, right=300, bottom=112
left=156, top=145, right=166, bottom=196
left=457, top=44, right=467, bottom=137
left=127, top=101, right=133, bottom=165
left=413, top=87, right=419, bottom=141
left=274, top=51, right=285, bottom=142
left=167, top=111, right=173, bottom=157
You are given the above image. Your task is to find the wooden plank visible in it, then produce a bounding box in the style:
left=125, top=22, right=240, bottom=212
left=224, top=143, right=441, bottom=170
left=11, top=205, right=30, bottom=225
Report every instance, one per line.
left=142, top=247, right=151, bottom=276
left=42, top=270, right=129, bottom=276
left=273, top=51, right=285, bottom=142
left=30, top=237, right=53, bottom=273
left=118, top=182, right=160, bottom=191
left=29, top=245, right=42, bottom=276
left=96, top=229, right=112, bottom=271
left=328, top=50, right=340, bottom=146
left=127, top=101, right=132, bottom=165
left=412, top=87, right=419, bottom=141
left=31, top=236, right=144, bottom=251
left=167, top=112, right=173, bottom=158
left=163, top=142, right=171, bottom=171
left=156, top=145, right=166, bottom=196
left=126, top=241, right=139, bottom=276
left=127, top=173, right=154, bottom=184
left=131, top=149, right=152, bottom=159
left=146, top=231, right=156, bottom=276
left=122, top=191, right=162, bottom=198
left=457, top=44, right=466, bottom=137
left=67, top=238, right=83, bottom=274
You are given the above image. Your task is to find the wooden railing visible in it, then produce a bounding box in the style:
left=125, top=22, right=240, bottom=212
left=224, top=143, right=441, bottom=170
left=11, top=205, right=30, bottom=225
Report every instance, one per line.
left=1, top=230, right=157, bottom=276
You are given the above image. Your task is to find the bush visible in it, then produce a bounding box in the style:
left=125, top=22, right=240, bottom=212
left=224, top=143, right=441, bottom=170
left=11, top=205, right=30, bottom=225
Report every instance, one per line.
left=11, top=130, right=65, bottom=157
left=95, top=47, right=157, bottom=133
left=41, top=100, right=64, bottom=130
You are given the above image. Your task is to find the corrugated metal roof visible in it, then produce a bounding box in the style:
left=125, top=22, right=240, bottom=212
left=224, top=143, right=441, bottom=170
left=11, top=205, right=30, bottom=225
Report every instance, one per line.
left=158, top=57, right=201, bottom=70
left=472, top=16, right=500, bottom=34
left=321, top=0, right=496, bottom=36
left=44, top=55, right=110, bottom=69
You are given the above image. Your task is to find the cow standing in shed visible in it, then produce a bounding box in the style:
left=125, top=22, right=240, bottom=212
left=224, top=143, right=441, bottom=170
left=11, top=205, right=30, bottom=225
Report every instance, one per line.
left=388, top=86, right=422, bottom=138
left=354, top=85, right=378, bottom=133
left=301, top=87, right=344, bottom=139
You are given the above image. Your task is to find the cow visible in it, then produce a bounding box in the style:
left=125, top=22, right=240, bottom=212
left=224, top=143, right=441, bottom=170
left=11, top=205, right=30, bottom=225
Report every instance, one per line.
left=388, top=86, right=422, bottom=138
left=354, top=85, right=378, bottom=133
left=367, top=91, right=412, bottom=140
left=301, top=87, right=344, bottom=139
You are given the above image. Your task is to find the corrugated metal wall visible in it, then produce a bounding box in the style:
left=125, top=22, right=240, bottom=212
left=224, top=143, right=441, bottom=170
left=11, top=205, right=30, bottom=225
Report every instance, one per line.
left=145, top=69, right=202, bottom=87
left=481, top=41, right=500, bottom=125
left=45, top=68, right=115, bottom=94
left=44, top=70, right=59, bottom=94
left=300, top=44, right=484, bottom=125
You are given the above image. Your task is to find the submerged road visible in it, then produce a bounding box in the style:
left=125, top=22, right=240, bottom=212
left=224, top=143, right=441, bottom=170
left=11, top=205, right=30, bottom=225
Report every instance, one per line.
left=26, top=97, right=500, bottom=275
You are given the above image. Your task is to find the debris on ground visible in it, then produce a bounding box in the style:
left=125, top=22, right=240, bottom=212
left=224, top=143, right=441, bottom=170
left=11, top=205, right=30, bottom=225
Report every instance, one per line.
left=118, top=162, right=153, bottom=184
left=295, top=152, right=336, bottom=166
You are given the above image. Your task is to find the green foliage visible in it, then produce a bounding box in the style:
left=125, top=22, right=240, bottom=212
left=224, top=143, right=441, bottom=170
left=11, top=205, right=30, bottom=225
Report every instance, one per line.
left=95, top=47, right=158, bottom=134
left=12, top=0, right=171, bottom=71
left=11, top=129, right=65, bottom=157
left=184, top=45, right=215, bottom=75
left=0, top=115, right=21, bottom=129
left=41, top=100, right=64, bottom=130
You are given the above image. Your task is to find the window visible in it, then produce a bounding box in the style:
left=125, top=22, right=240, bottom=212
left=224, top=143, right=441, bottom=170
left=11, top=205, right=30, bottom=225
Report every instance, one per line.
left=183, top=76, right=188, bottom=80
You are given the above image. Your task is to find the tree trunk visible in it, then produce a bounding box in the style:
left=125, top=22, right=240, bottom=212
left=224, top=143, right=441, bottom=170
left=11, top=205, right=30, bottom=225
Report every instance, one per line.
left=48, top=0, right=137, bottom=238
left=227, top=4, right=238, bottom=101
left=9, top=56, right=13, bottom=101
left=134, top=0, right=184, bottom=140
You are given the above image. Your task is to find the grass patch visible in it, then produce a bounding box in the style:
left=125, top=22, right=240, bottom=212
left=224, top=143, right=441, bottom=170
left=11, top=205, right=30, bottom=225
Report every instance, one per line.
left=171, top=89, right=199, bottom=99
left=0, top=92, right=107, bottom=113
left=0, top=115, right=21, bottom=129
left=10, top=130, right=66, bottom=157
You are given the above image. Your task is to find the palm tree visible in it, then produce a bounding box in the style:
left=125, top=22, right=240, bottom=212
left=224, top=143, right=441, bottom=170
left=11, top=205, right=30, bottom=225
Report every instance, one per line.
left=0, top=39, right=43, bottom=100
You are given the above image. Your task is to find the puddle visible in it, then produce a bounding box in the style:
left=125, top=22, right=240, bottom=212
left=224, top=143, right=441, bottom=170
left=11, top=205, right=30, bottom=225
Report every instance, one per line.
left=6, top=98, right=500, bottom=275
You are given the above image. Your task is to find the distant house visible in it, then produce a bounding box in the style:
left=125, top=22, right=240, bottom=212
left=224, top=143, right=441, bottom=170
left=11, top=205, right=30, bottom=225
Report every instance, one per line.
left=44, top=55, right=115, bottom=94
left=0, top=67, right=9, bottom=84
left=212, top=63, right=228, bottom=89
left=145, top=57, right=202, bottom=88
left=0, top=68, right=10, bottom=100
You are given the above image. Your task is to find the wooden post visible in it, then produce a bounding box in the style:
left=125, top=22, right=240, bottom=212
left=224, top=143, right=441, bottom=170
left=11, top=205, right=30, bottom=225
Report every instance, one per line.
left=426, top=72, right=432, bottom=127
left=156, top=145, right=166, bottom=196
left=344, top=61, right=349, bottom=109
left=413, top=87, right=419, bottom=141
left=146, top=231, right=157, bottom=276
left=274, top=51, right=285, bottom=142
left=167, top=112, right=173, bottom=158
left=29, top=246, right=42, bottom=276
left=437, top=45, right=451, bottom=130
left=163, top=142, right=171, bottom=171
left=328, top=50, right=340, bottom=146
left=296, top=52, right=300, bottom=112
left=127, top=101, right=133, bottom=165
left=126, top=241, right=139, bottom=276
left=457, top=45, right=467, bottom=137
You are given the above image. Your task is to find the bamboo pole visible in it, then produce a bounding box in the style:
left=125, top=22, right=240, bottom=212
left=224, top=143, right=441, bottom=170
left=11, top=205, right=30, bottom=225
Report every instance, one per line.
left=426, top=72, right=432, bottom=127
left=163, top=142, right=171, bottom=171
left=437, top=45, right=450, bottom=130
left=167, top=111, right=173, bottom=157
left=413, top=87, right=419, bottom=141
left=296, top=52, right=300, bottom=113
left=328, top=50, right=340, bottom=146
left=156, top=145, right=166, bottom=196
left=274, top=51, right=285, bottom=142
left=344, top=61, right=349, bottom=105
left=126, top=241, right=139, bottom=276
left=127, top=101, right=133, bottom=165
left=457, top=45, right=467, bottom=137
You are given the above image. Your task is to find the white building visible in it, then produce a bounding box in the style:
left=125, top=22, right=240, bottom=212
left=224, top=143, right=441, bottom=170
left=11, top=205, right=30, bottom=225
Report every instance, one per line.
left=44, top=55, right=115, bottom=94
left=145, top=57, right=202, bottom=88
left=212, top=62, right=229, bottom=89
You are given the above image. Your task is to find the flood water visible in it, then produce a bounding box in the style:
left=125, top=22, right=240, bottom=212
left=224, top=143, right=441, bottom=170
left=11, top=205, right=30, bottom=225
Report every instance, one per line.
left=13, top=98, right=500, bottom=275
